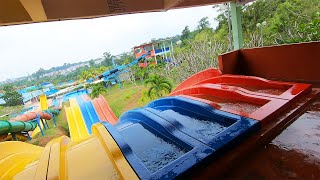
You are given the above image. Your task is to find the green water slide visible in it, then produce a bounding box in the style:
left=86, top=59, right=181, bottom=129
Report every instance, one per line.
left=0, top=120, right=37, bottom=136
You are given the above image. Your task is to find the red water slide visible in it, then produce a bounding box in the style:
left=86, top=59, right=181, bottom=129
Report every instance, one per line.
left=170, top=69, right=311, bottom=125
left=11, top=111, right=52, bottom=122
left=92, top=95, right=118, bottom=125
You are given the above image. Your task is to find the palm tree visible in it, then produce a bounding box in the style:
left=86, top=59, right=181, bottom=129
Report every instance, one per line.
left=144, top=75, right=173, bottom=99
left=90, top=83, right=108, bottom=98
left=80, top=70, right=92, bottom=82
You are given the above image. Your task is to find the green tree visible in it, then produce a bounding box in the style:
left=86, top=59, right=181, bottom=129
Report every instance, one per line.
left=33, top=68, right=45, bottom=80
left=2, top=85, right=23, bottom=106
left=144, top=75, right=172, bottom=99
left=102, top=52, right=114, bottom=67
left=89, top=59, right=95, bottom=67
left=197, top=17, right=210, bottom=31
left=267, top=0, right=320, bottom=44
left=80, top=70, right=93, bottom=81
left=181, top=26, right=191, bottom=40
left=79, top=66, right=110, bottom=82
left=90, top=83, right=108, bottom=98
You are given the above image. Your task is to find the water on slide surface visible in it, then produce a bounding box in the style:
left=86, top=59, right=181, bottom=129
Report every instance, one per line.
left=120, top=124, right=187, bottom=173
left=222, top=99, right=320, bottom=179
left=219, top=83, right=287, bottom=95
left=193, top=94, right=261, bottom=114
left=161, top=109, right=229, bottom=139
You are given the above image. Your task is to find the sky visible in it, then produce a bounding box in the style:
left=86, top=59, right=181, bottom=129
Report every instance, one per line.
left=0, top=5, right=220, bottom=82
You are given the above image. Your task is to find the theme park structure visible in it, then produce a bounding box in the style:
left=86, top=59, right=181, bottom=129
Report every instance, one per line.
left=0, top=0, right=319, bottom=179
left=1, top=41, right=319, bottom=179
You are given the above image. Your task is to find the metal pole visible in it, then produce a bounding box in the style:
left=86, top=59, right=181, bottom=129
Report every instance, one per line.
left=169, top=41, right=173, bottom=60
left=161, top=43, right=165, bottom=59
left=152, top=44, right=157, bottom=64
left=230, top=1, right=243, bottom=50
left=227, top=3, right=233, bottom=50
left=170, top=40, right=174, bottom=54
left=163, top=42, right=168, bottom=60
left=261, top=28, right=264, bottom=47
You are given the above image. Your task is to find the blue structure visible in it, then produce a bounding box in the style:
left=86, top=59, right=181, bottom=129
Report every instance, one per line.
left=102, top=96, right=258, bottom=179
left=0, top=94, right=5, bottom=105
left=86, top=78, right=94, bottom=83
left=39, top=82, right=53, bottom=87
left=99, top=53, right=150, bottom=89
left=44, top=89, right=59, bottom=97
left=0, top=99, right=5, bottom=105
left=76, top=95, right=100, bottom=134
left=63, top=89, right=88, bottom=102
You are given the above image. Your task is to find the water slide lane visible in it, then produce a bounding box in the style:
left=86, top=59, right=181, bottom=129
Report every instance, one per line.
left=75, top=96, right=100, bottom=134
left=146, top=96, right=259, bottom=150
left=170, top=69, right=311, bottom=124
left=65, top=98, right=89, bottom=142
left=171, top=68, right=222, bottom=94
left=0, top=141, right=43, bottom=179
left=108, top=108, right=214, bottom=179
left=39, top=94, right=48, bottom=111
left=93, top=95, right=118, bottom=124
left=13, top=124, right=138, bottom=180
left=92, top=99, right=106, bottom=122
left=82, top=94, right=91, bottom=101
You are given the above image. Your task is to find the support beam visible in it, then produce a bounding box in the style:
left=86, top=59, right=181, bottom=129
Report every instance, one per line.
left=20, top=0, right=47, bottom=22
left=163, top=0, right=184, bottom=10
left=230, top=1, right=243, bottom=50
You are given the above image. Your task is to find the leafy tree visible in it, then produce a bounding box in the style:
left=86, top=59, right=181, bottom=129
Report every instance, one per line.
left=33, top=68, right=45, bottom=80
left=118, top=52, right=135, bottom=65
left=90, top=83, right=108, bottom=98
left=102, top=52, right=114, bottom=67
left=144, top=75, right=172, bottom=99
left=80, top=70, right=93, bottom=81
left=197, top=17, right=210, bottom=31
left=267, top=0, right=320, bottom=44
left=79, top=66, right=110, bottom=82
left=2, top=85, right=23, bottom=106
left=181, top=26, right=191, bottom=40
left=89, top=59, right=95, bottom=67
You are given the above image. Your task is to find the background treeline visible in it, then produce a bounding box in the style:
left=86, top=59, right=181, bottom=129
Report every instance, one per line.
left=1, top=0, right=319, bottom=90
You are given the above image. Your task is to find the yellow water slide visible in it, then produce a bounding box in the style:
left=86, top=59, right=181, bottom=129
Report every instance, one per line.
left=0, top=142, right=43, bottom=179
left=31, top=94, right=49, bottom=138
left=65, top=98, right=90, bottom=142
left=39, top=94, right=48, bottom=111
left=5, top=124, right=138, bottom=179
left=0, top=97, right=138, bottom=179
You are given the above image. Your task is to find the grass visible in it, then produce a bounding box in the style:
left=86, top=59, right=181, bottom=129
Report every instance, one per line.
left=22, top=79, right=177, bottom=146
left=102, top=81, right=151, bottom=117
left=27, top=81, right=150, bottom=146
left=27, top=108, right=69, bottom=146
left=0, top=105, right=24, bottom=119
left=102, top=80, right=178, bottom=117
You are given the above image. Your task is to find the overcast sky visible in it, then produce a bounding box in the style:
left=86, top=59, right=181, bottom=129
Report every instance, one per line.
left=0, top=5, right=219, bottom=82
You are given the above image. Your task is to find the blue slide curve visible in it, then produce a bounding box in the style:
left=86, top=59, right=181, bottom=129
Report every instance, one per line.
left=101, top=96, right=259, bottom=179
left=76, top=96, right=101, bottom=134
left=146, top=96, right=259, bottom=150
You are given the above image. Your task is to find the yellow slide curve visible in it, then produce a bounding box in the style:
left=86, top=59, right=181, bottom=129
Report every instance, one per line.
left=65, top=98, right=89, bottom=142
left=0, top=124, right=138, bottom=180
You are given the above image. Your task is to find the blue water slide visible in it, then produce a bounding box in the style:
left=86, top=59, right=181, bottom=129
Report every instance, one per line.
left=76, top=96, right=100, bottom=134
left=63, top=89, right=88, bottom=102
left=99, top=52, right=150, bottom=79
left=52, top=98, right=61, bottom=108
left=146, top=96, right=259, bottom=150
left=104, top=108, right=214, bottom=179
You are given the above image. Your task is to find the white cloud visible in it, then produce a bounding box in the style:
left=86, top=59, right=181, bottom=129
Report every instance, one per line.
left=0, top=5, right=219, bottom=82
